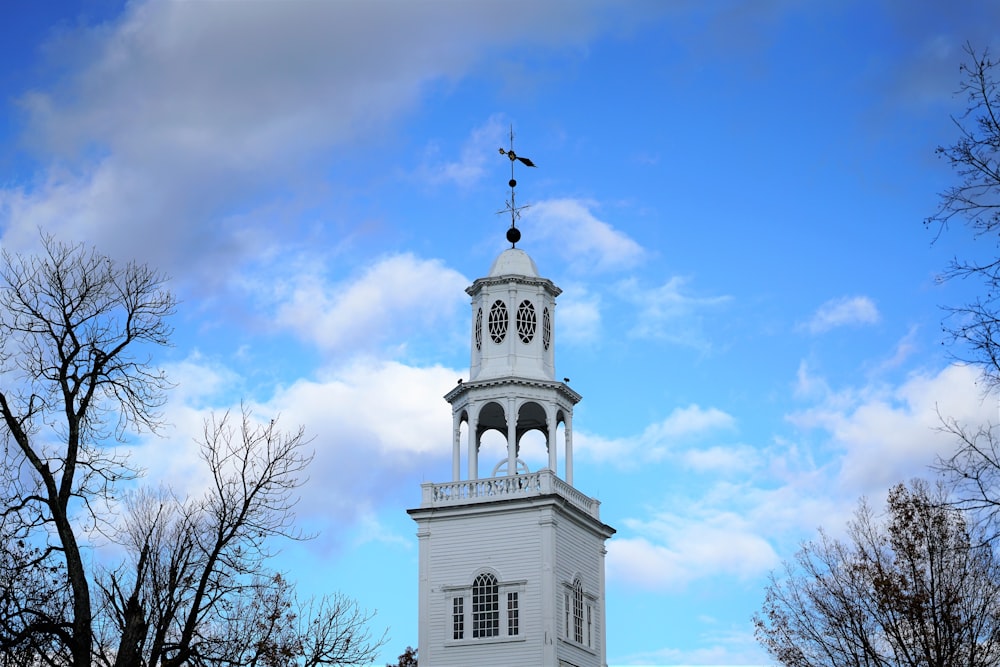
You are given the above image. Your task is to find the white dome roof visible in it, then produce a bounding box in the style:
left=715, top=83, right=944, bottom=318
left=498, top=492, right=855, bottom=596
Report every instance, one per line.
left=488, top=248, right=539, bottom=277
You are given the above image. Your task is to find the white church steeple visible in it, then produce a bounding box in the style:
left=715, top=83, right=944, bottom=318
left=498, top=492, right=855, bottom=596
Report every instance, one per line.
left=409, top=133, right=614, bottom=667
left=446, top=243, right=579, bottom=484
left=468, top=247, right=557, bottom=382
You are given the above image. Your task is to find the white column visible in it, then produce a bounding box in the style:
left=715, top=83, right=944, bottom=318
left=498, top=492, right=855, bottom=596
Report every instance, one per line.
left=452, top=413, right=461, bottom=482
left=547, top=407, right=557, bottom=473
left=506, top=398, right=517, bottom=476
left=469, top=405, right=479, bottom=480
left=565, top=415, right=574, bottom=485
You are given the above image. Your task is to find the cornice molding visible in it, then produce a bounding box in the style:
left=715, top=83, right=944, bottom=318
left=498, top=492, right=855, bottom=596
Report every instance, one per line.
left=444, top=376, right=582, bottom=404
left=466, top=274, right=562, bottom=297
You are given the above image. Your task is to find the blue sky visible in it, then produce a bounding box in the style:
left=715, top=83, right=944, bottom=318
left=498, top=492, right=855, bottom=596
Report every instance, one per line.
left=2, top=1, right=1000, bottom=665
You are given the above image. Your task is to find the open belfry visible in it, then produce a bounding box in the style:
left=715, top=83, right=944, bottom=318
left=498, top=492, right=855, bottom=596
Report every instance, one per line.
left=408, top=133, right=616, bottom=667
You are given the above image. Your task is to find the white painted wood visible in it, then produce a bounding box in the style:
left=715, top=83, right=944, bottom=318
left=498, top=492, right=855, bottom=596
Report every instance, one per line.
left=410, top=248, right=616, bottom=667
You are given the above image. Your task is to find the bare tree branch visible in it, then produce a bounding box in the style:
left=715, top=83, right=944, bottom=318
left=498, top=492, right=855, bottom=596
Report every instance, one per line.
left=1, top=237, right=383, bottom=667
left=0, top=235, right=175, bottom=666
left=928, top=43, right=1000, bottom=391
left=755, top=480, right=1000, bottom=667
left=93, top=408, right=383, bottom=667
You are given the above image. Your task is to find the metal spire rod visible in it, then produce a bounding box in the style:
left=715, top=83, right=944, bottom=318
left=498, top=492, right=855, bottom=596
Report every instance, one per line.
left=497, top=126, right=536, bottom=247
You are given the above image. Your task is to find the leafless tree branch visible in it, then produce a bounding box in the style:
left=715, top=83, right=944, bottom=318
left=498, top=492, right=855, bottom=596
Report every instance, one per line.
left=755, top=479, right=1000, bottom=667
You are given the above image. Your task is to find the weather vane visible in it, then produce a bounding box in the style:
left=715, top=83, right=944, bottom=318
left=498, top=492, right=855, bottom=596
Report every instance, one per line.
left=497, top=126, right=536, bottom=247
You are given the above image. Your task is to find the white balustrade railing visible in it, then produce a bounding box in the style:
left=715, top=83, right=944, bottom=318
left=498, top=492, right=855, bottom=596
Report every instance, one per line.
left=420, top=469, right=600, bottom=518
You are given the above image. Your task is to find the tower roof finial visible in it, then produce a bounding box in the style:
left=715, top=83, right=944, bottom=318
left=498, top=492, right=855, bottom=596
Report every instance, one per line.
left=497, top=125, right=536, bottom=248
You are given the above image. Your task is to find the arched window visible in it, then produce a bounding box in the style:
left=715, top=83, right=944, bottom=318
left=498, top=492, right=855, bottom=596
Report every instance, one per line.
left=451, top=572, right=520, bottom=642
left=472, top=573, right=499, bottom=638
left=572, top=577, right=584, bottom=643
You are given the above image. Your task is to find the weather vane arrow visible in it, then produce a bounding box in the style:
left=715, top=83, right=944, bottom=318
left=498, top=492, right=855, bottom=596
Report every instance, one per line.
left=498, top=147, right=536, bottom=168
left=497, top=127, right=536, bottom=247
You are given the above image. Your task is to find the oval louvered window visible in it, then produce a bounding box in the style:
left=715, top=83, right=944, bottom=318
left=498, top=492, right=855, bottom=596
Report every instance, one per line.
left=516, top=300, right=536, bottom=344
left=542, top=307, right=551, bottom=350
left=474, top=307, right=483, bottom=350
left=488, top=300, right=508, bottom=344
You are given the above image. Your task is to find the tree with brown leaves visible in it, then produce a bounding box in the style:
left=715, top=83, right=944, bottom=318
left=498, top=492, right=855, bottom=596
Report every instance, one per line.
left=755, top=479, right=1000, bottom=667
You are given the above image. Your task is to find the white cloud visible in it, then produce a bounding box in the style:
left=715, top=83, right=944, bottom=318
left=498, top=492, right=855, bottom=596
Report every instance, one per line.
left=616, top=626, right=769, bottom=667
left=130, top=354, right=461, bottom=534
left=793, top=359, right=832, bottom=400
left=419, top=115, right=508, bottom=188
left=252, top=359, right=460, bottom=524
left=163, top=353, right=242, bottom=407
left=620, top=275, right=731, bottom=348
left=608, top=509, right=779, bottom=590
left=803, top=295, right=880, bottom=334
left=681, top=444, right=760, bottom=474
left=350, top=510, right=414, bottom=551
left=789, top=363, right=993, bottom=495
left=525, top=198, right=646, bottom=272
left=606, top=363, right=993, bottom=599
left=1, top=0, right=632, bottom=281
left=877, top=325, right=920, bottom=371
left=578, top=404, right=736, bottom=466
left=273, top=253, right=468, bottom=355
left=651, top=404, right=737, bottom=439
left=265, top=359, right=458, bottom=459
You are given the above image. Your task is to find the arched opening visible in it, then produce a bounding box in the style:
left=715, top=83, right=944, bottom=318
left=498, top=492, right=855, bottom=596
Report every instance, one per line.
left=479, top=428, right=507, bottom=478
left=556, top=418, right=567, bottom=480
left=475, top=401, right=506, bottom=478
left=516, top=401, right=547, bottom=472
left=518, top=430, right=547, bottom=471
left=457, top=417, right=469, bottom=481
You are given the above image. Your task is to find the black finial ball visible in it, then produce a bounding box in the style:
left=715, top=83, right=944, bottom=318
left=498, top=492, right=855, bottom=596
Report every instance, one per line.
left=509, top=179, right=517, bottom=188
left=506, top=226, right=521, bottom=245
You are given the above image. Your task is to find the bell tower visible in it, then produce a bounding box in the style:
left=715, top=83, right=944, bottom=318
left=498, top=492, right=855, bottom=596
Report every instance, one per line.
left=408, top=134, right=615, bottom=667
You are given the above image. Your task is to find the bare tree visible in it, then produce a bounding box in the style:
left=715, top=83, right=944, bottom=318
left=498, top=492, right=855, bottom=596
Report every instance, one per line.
left=0, top=236, right=175, bottom=666
left=754, top=479, right=1000, bottom=667
left=0, top=238, right=384, bottom=666
left=927, top=43, right=1000, bottom=390
left=92, top=409, right=386, bottom=667
left=219, top=573, right=384, bottom=667
left=935, top=417, right=1000, bottom=541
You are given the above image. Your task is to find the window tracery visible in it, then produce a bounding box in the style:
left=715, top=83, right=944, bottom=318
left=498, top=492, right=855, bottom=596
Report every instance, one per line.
left=572, top=577, right=584, bottom=643
left=450, top=572, right=522, bottom=643
left=472, top=573, right=499, bottom=638
left=516, top=300, right=536, bottom=343
left=474, top=307, right=483, bottom=350
left=488, top=300, right=508, bottom=344
left=542, top=306, right=551, bottom=350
